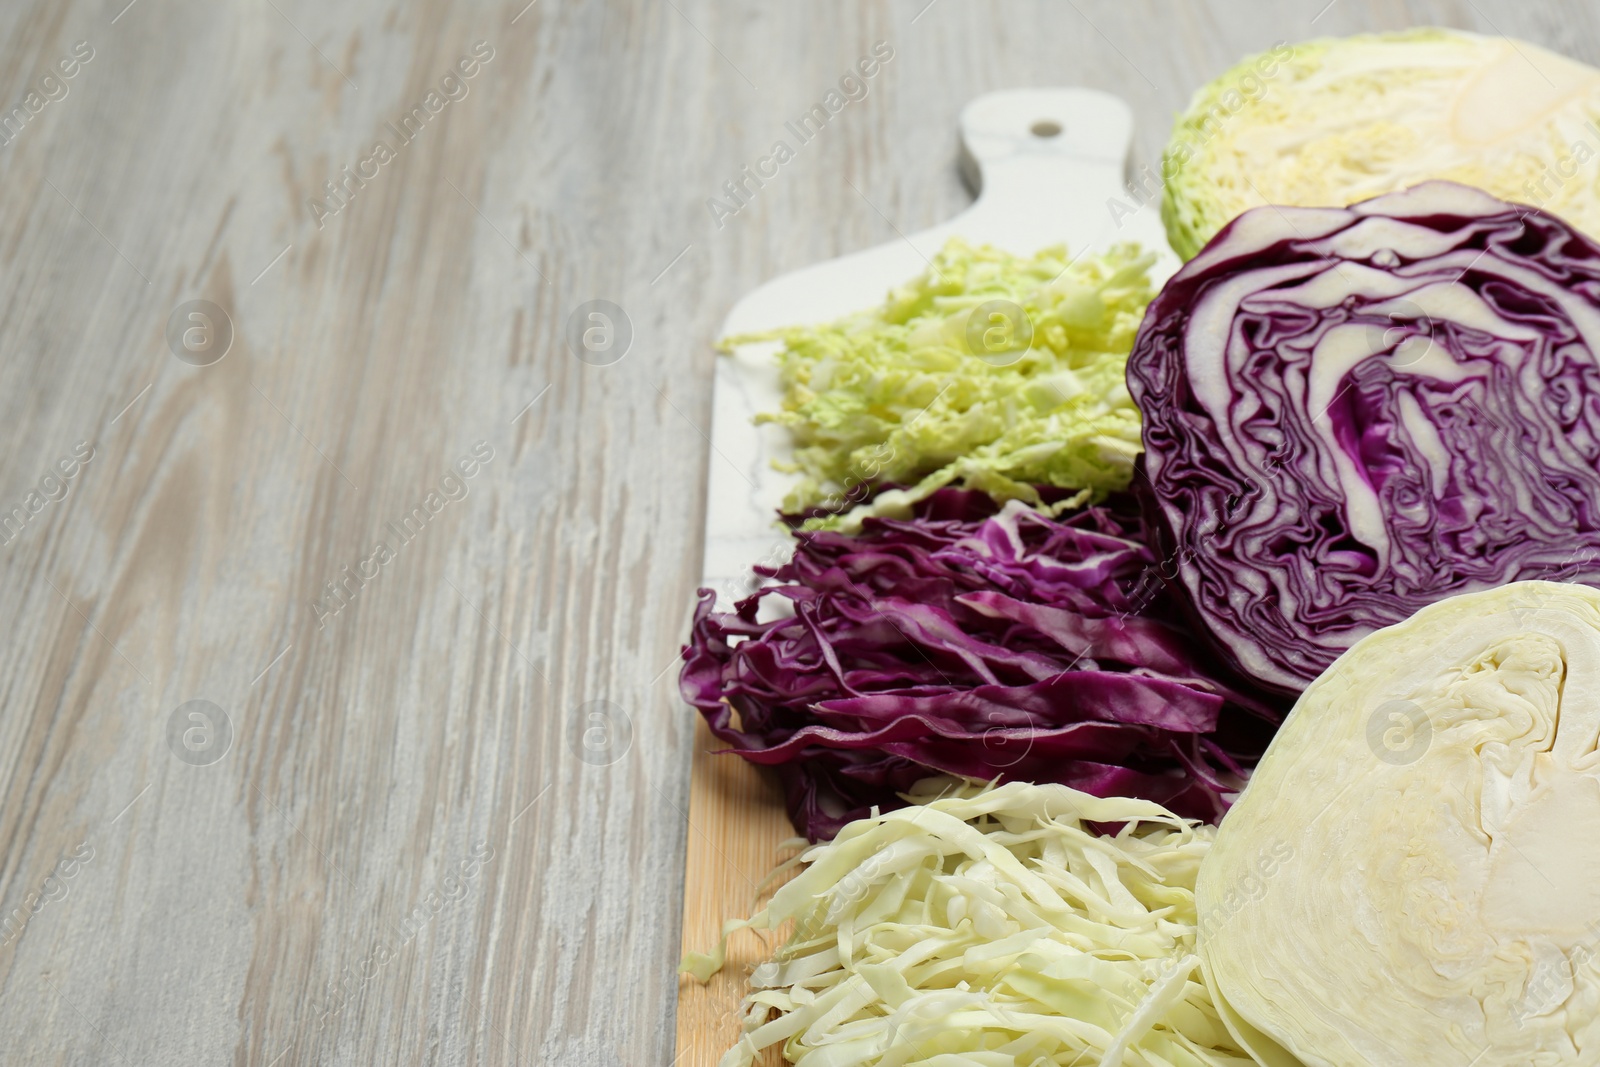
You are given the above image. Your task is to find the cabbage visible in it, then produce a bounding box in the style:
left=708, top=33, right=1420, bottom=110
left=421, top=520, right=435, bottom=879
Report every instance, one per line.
left=1162, top=28, right=1600, bottom=260
left=685, top=779, right=1269, bottom=1067
left=681, top=489, right=1281, bottom=839
left=730, top=239, right=1158, bottom=531
left=1126, top=180, right=1600, bottom=693
left=1198, top=580, right=1600, bottom=1067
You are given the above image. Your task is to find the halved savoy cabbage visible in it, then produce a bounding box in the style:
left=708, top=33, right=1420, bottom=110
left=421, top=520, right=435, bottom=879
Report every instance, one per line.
left=1162, top=28, right=1600, bottom=259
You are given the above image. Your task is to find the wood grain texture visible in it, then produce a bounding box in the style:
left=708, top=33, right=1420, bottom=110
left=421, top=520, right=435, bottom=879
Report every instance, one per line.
left=675, top=719, right=797, bottom=1067
left=0, top=2, right=1592, bottom=1066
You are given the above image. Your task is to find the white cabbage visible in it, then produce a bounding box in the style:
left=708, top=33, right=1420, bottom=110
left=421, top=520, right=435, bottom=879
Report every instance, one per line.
left=686, top=780, right=1274, bottom=1067
left=1199, top=580, right=1600, bottom=1067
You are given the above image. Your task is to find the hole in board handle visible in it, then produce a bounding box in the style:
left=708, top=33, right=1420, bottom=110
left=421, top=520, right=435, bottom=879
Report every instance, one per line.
left=1030, top=119, right=1062, bottom=138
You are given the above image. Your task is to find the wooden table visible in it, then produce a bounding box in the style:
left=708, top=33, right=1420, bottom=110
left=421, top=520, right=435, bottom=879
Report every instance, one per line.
left=0, top=2, right=1591, bottom=1064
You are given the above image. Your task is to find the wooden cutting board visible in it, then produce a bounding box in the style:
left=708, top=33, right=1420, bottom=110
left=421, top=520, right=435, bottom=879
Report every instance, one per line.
left=675, top=87, right=1180, bottom=1067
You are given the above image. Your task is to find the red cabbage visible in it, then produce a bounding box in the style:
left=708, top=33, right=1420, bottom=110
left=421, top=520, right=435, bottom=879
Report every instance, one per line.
left=1127, top=180, right=1600, bottom=693
left=681, top=490, right=1281, bottom=839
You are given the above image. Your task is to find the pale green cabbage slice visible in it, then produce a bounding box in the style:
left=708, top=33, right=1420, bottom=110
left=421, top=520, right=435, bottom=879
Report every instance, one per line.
left=1162, top=28, right=1600, bottom=259
left=685, top=779, right=1276, bottom=1067
left=725, top=239, right=1157, bottom=531
left=1199, top=581, right=1600, bottom=1067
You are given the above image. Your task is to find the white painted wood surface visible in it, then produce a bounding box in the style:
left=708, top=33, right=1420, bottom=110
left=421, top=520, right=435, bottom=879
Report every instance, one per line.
left=0, top=3, right=1594, bottom=1065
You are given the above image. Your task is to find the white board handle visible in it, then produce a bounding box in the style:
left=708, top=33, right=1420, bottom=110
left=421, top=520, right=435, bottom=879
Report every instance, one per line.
left=948, top=88, right=1162, bottom=258
left=960, top=88, right=1132, bottom=185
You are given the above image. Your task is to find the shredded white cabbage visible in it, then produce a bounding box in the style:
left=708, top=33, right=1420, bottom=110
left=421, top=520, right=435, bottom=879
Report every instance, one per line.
left=683, top=780, right=1272, bottom=1067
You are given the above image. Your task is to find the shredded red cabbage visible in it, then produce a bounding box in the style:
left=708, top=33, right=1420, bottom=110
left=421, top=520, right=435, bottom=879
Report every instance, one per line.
left=681, top=490, right=1282, bottom=839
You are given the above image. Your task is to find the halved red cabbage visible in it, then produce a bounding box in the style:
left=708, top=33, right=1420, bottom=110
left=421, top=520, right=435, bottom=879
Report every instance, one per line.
left=680, top=490, right=1281, bottom=839
left=1127, top=180, right=1600, bottom=693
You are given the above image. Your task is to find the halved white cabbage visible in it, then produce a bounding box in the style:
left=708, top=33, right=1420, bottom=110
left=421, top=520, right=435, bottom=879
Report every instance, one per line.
left=687, top=780, right=1272, bottom=1067
left=1199, top=581, right=1600, bottom=1067
left=1162, top=29, right=1600, bottom=259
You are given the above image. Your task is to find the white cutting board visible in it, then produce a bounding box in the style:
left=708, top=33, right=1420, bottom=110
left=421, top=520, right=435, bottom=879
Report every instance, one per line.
left=700, top=87, right=1181, bottom=600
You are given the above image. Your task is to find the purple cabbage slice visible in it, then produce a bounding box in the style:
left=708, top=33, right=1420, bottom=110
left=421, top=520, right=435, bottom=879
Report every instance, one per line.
left=1127, top=180, right=1600, bottom=693
left=680, top=490, right=1282, bottom=839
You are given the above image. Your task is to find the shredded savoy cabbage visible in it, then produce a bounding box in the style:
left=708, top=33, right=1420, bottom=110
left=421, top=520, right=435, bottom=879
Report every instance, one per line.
left=725, top=239, right=1158, bottom=531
